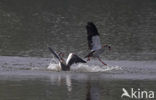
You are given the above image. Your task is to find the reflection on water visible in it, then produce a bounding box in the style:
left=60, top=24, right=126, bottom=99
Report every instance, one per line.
left=65, top=75, right=72, bottom=92
left=86, top=81, right=100, bottom=100
left=0, top=72, right=156, bottom=100
left=49, top=74, right=101, bottom=100
left=50, top=74, right=72, bottom=92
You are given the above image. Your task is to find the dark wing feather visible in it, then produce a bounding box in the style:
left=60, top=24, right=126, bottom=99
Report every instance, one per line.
left=84, top=51, right=95, bottom=58
left=48, top=47, right=61, bottom=61
left=87, top=36, right=93, bottom=50
left=66, top=53, right=86, bottom=67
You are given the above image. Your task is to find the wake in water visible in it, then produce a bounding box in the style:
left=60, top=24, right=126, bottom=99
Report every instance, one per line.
left=47, top=59, right=122, bottom=72
left=1, top=56, right=156, bottom=80
left=0, top=56, right=121, bottom=73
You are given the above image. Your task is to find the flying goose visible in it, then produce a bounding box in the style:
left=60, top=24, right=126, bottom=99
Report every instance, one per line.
left=85, top=22, right=111, bottom=65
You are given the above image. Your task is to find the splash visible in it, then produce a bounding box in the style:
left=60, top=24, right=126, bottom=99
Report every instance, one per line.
left=70, top=63, right=122, bottom=72
left=47, top=62, right=122, bottom=72
left=47, top=63, right=61, bottom=71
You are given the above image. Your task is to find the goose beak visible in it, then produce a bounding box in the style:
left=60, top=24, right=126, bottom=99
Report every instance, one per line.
left=58, top=52, right=65, bottom=57
left=108, top=46, right=111, bottom=51
left=102, top=44, right=111, bottom=51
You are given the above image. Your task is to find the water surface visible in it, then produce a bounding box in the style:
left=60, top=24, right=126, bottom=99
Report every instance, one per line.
left=0, top=56, right=156, bottom=100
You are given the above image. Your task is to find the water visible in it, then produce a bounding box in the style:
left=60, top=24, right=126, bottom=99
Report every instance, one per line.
left=0, top=56, right=156, bottom=100
left=0, top=56, right=156, bottom=80
left=0, top=0, right=156, bottom=59
left=0, top=73, right=156, bottom=100
left=0, top=0, right=156, bottom=99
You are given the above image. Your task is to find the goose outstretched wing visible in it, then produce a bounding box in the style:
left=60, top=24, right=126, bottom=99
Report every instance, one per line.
left=66, top=53, right=86, bottom=67
left=91, top=35, right=102, bottom=51
left=48, top=47, right=61, bottom=61
left=84, top=51, right=95, bottom=58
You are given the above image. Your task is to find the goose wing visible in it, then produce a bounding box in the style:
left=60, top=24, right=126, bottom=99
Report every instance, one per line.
left=84, top=50, right=95, bottom=58
left=87, top=35, right=102, bottom=51
left=48, top=47, right=61, bottom=61
left=66, top=53, right=86, bottom=67
left=91, top=35, right=102, bottom=51
left=87, top=36, right=93, bottom=50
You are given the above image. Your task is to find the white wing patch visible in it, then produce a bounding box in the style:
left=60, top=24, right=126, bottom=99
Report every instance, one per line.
left=66, top=53, right=73, bottom=65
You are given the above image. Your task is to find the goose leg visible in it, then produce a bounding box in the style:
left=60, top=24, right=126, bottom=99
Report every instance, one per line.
left=97, top=57, right=107, bottom=66
left=87, top=57, right=90, bottom=61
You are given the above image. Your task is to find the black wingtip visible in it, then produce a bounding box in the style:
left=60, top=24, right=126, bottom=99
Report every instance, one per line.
left=47, top=46, right=60, bottom=61
left=48, top=46, right=52, bottom=51
left=82, top=60, right=87, bottom=63
left=84, top=51, right=95, bottom=58
left=74, top=54, right=87, bottom=63
left=48, top=46, right=51, bottom=50
left=48, top=47, right=54, bottom=54
left=84, top=55, right=88, bottom=58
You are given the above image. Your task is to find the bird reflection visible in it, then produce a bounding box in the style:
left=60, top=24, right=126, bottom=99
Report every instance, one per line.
left=86, top=81, right=100, bottom=100
left=65, top=74, right=72, bottom=92
left=49, top=74, right=72, bottom=92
